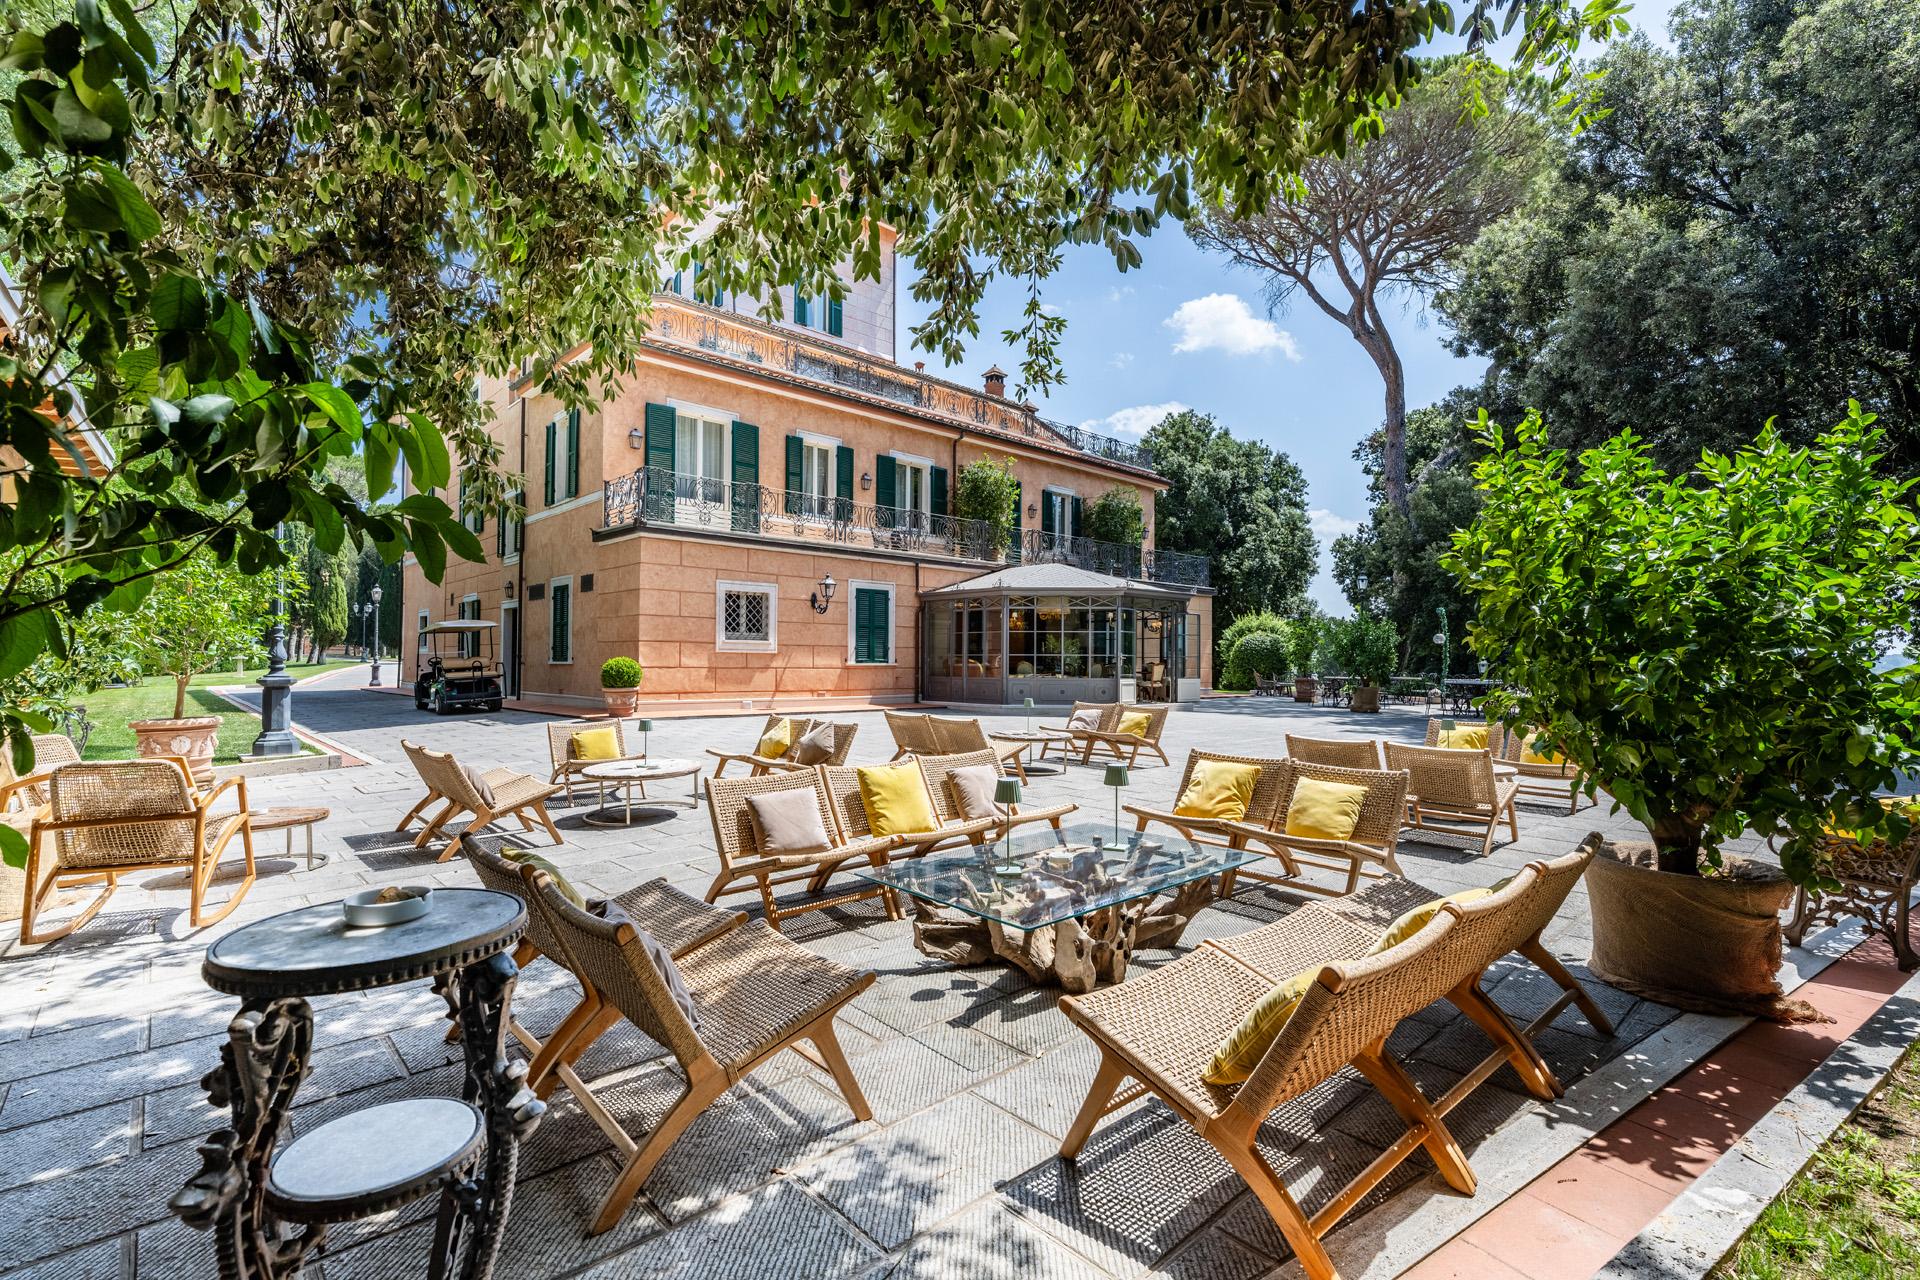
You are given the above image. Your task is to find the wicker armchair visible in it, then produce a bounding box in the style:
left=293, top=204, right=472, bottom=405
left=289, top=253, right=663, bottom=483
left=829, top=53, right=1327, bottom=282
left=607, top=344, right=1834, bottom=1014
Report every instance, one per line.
left=883, top=711, right=942, bottom=761
left=545, top=720, right=647, bottom=803
left=707, top=715, right=857, bottom=778
left=1125, top=750, right=1291, bottom=854
left=527, top=873, right=875, bottom=1234
left=396, top=740, right=563, bottom=862
left=1784, top=812, right=1920, bottom=970
left=818, top=752, right=1074, bottom=866
left=1385, top=742, right=1521, bottom=857
left=1050, top=702, right=1172, bottom=768
left=1491, top=725, right=1593, bottom=815
left=1283, top=734, right=1383, bottom=771
left=704, top=769, right=898, bottom=931
left=20, top=758, right=256, bottom=944
left=925, top=717, right=1031, bottom=778
left=1219, top=760, right=1410, bottom=898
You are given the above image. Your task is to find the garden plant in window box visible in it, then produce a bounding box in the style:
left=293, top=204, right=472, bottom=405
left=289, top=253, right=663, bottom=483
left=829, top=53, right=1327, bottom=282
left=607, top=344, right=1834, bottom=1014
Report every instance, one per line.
left=601, top=657, right=644, bottom=717
left=1446, top=405, right=1920, bottom=1019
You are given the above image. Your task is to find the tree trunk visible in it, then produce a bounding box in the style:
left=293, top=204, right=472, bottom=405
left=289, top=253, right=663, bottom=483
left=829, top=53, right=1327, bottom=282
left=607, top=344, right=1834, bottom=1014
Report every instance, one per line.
left=173, top=674, right=190, bottom=720
left=1647, top=815, right=1703, bottom=875
left=1352, top=317, right=1411, bottom=526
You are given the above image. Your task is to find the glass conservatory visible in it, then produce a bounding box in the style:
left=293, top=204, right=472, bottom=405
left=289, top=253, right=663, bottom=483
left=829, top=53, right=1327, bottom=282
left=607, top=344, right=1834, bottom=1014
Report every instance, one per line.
left=919, top=564, right=1203, bottom=705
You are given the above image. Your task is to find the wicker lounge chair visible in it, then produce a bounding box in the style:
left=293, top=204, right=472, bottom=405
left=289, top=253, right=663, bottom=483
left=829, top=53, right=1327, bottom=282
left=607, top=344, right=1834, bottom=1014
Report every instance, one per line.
left=1125, top=750, right=1292, bottom=854
left=818, top=752, right=1074, bottom=865
left=704, top=770, right=899, bottom=932
left=925, top=717, right=1032, bottom=779
left=1385, top=741, right=1521, bottom=857
left=464, top=843, right=745, bottom=1086
left=546, top=720, right=648, bottom=804
left=706, top=715, right=858, bottom=778
left=396, top=740, right=563, bottom=862
left=1220, top=760, right=1410, bottom=898
left=1284, top=734, right=1383, bottom=771
left=1490, top=725, right=1593, bottom=815
left=883, top=711, right=942, bottom=761
left=527, top=872, right=875, bottom=1234
left=20, top=758, right=256, bottom=944
left=1048, top=702, right=1172, bottom=768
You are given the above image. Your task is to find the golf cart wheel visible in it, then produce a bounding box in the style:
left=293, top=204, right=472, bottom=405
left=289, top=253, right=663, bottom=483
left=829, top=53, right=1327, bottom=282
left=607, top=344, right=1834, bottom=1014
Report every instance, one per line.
left=485, top=700, right=503, bottom=712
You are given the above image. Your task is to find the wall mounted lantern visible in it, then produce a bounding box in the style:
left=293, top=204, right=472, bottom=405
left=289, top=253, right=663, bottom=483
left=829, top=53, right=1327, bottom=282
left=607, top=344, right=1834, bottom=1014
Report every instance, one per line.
left=861, top=472, right=873, bottom=491
left=810, top=573, right=837, bottom=614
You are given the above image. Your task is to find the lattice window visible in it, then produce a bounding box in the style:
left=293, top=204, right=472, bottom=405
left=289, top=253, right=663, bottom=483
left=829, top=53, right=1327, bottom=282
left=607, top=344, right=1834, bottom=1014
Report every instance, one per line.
left=723, top=590, right=769, bottom=643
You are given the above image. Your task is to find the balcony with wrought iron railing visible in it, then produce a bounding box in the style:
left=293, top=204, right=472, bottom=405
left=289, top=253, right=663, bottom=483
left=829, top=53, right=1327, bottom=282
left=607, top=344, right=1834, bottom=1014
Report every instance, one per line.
left=644, top=294, right=1157, bottom=474
left=602, top=467, right=1210, bottom=588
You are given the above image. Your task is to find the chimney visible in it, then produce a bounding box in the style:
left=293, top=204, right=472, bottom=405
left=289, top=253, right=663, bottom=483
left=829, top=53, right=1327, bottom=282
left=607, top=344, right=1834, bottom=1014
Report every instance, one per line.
left=983, top=365, right=1007, bottom=397
left=914, top=361, right=925, bottom=372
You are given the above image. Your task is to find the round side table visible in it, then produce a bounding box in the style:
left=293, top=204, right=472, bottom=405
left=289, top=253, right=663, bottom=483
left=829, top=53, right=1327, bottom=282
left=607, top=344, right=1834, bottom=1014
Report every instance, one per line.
left=169, top=888, right=544, bottom=1280
left=580, top=757, right=703, bottom=825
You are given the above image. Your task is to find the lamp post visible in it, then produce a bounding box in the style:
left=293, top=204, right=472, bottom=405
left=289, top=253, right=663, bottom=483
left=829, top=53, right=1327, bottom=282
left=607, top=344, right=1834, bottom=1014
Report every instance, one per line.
left=252, top=526, right=298, bottom=757
left=368, top=585, right=384, bottom=687
left=1103, top=764, right=1129, bottom=842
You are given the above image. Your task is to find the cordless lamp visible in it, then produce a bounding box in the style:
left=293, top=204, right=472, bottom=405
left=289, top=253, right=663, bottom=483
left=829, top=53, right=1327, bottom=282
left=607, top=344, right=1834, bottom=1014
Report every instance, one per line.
left=1103, top=764, right=1130, bottom=841
left=637, top=718, right=653, bottom=757
left=1023, top=696, right=1034, bottom=733
left=993, top=777, right=1023, bottom=873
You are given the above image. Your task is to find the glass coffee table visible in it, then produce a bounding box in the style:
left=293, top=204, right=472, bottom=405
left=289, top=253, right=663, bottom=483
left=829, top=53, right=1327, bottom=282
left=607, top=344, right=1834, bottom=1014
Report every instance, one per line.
left=855, top=822, right=1259, bottom=992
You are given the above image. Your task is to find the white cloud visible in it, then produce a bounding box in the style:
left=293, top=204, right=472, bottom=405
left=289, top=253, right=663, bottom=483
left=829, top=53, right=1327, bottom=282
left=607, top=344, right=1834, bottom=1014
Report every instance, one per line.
left=1105, top=285, right=1136, bottom=304
left=1308, top=508, right=1362, bottom=541
left=1107, top=351, right=1134, bottom=370
left=1163, top=293, right=1302, bottom=361
left=1038, top=301, right=1065, bottom=317
left=1079, top=401, right=1191, bottom=438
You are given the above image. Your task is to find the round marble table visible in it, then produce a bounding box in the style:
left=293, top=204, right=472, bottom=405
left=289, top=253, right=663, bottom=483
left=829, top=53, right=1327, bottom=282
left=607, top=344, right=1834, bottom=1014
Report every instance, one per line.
left=988, top=731, right=1072, bottom=776
left=580, top=757, right=702, bottom=824
left=171, top=889, right=543, bottom=1280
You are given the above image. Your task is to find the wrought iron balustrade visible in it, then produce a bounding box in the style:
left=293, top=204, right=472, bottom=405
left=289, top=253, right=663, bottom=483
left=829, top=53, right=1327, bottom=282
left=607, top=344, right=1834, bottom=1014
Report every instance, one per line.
left=604, top=467, right=1210, bottom=587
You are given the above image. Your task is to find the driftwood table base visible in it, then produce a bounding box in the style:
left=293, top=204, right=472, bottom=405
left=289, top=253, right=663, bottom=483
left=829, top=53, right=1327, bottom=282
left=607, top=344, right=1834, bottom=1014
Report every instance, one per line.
left=907, top=876, right=1221, bottom=994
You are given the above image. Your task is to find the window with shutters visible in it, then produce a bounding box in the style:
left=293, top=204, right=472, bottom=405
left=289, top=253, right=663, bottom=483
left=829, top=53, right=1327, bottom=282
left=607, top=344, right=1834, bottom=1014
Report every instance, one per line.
left=544, top=411, right=581, bottom=506
left=675, top=410, right=727, bottom=502
left=549, top=578, right=573, bottom=663
left=825, top=295, right=843, bottom=337
left=716, top=581, right=777, bottom=652
left=459, top=596, right=481, bottom=658
left=499, top=489, right=523, bottom=559
left=893, top=456, right=931, bottom=532
left=801, top=439, right=835, bottom=518
left=848, top=583, right=894, bottom=664
left=793, top=292, right=812, bottom=328
left=1043, top=488, right=1077, bottom=546
left=417, top=610, right=430, bottom=653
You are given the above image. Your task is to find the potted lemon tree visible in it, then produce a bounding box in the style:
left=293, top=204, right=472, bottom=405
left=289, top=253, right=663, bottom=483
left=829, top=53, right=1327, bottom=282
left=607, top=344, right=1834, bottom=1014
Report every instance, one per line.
left=1446, top=405, right=1920, bottom=1019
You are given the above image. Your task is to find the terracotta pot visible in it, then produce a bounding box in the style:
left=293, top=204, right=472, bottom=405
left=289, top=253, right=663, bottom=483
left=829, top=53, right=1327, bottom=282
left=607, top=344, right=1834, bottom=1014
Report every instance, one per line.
left=129, top=715, right=221, bottom=786
left=603, top=687, right=640, bottom=717
left=1292, top=676, right=1318, bottom=703
left=1350, top=683, right=1382, bottom=713
left=1581, top=833, right=1799, bottom=1020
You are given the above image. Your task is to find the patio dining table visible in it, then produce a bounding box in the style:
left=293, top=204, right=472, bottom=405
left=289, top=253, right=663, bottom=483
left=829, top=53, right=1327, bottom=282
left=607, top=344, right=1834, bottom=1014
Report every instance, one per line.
left=1442, top=677, right=1494, bottom=715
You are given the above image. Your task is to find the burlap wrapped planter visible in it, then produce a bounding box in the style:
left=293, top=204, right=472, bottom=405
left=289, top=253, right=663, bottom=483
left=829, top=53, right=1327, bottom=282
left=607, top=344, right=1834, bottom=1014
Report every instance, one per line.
left=1581, top=832, right=1813, bottom=1022
left=1350, top=684, right=1381, bottom=713
left=1293, top=677, right=1318, bottom=704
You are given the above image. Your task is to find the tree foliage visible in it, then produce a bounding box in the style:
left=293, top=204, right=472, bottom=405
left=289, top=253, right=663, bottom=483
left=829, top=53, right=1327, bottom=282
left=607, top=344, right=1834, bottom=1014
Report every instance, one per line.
left=953, top=456, right=1022, bottom=557
left=1083, top=488, right=1145, bottom=547
left=1322, top=614, right=1400, bottom=684
left=128, top=553, right=283, bottom=721
left=1218, top=609, right=1290, bottom=689
left=1188, top=61, right=1549, bottom=521
left=1439, top=0, right=1920, bottom=475
left=1230, top=631, right=1291, bottom=684
left=1140, top=410, right=1317, bottom=652
left=1445, top=405, right=1920, bottom=880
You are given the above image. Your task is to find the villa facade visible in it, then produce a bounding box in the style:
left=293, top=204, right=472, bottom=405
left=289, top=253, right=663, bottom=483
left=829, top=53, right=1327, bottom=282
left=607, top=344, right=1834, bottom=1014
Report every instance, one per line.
left=399, top=235, right=1213, bottom=711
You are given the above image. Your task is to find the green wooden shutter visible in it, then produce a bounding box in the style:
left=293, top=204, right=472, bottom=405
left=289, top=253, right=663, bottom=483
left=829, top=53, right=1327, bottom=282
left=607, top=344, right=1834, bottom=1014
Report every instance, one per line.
left=643, top=402, right=677, bottom=521
left=826, top=296, right=843, bottom=336
left=730, top=420, right=759, bottom=532
left=1007, top=480, right=1022, bottom=562
left=930, top=465, right=948, bottom=522
left=834, top=445, right=854, bottom=522
left=784, top=434, right=803, bottom=515
left=874, top=455, right=896, bottom=525
left=1040, top=490, right=1055, bottom=536
left=794, top=294, right=811, bottom=327
left=854, top=588, right=889, bottom=663
left=566, top=408, right=581, bottom=499
left=1070, top=494, right=1084, bottom=539
left=853, top=589, right=873, bottom=663
left=551, top=583, right=571, bottom=662
left=496, top=504, right=506, bottom=557
left=543, top=418, right=556, bottom=505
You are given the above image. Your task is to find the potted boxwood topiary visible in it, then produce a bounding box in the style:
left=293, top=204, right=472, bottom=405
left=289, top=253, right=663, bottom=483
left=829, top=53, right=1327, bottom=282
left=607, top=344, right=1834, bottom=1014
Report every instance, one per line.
left=600, top=656, right=644, bottom=716
left=1288, top=616, right=1321, bottom=703
left=1328, top=615, right=1398, bottom=713
left=1446, top=405, right=1920, bottom=1019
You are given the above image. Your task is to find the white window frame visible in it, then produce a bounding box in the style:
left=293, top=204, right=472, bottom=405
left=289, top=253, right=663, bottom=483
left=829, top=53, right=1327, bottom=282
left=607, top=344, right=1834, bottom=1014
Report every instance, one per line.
left=801, top=437, right=837, bottom=519
left=891, top=451, right=933, bottom=530
left=417, top=609, right=430, bottom=653
left=846, top=579, right=896, bottom=666
left=673, top=408, right=729, bottom=503
left=716, top=579, right=778, bottom=653
left=459, top=593, right=482, bottom=658
left=1044, top=487, right=1078, bottom=541
left=549, top=576, right=574, bottom=665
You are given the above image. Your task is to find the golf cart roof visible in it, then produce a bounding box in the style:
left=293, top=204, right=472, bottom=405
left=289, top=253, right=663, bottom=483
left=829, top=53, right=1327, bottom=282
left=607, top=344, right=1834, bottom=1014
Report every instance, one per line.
left=424, top=620, right=498, bottom=633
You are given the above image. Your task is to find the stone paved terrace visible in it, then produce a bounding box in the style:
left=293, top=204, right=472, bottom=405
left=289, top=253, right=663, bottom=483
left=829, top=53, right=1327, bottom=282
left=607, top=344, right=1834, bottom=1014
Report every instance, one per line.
left=0, top=678, right=1777, bottom=1279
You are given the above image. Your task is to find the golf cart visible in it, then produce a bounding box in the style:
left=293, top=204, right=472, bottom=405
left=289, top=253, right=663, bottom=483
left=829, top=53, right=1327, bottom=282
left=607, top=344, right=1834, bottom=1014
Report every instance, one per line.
left=415, top=620, right=506, bottom=714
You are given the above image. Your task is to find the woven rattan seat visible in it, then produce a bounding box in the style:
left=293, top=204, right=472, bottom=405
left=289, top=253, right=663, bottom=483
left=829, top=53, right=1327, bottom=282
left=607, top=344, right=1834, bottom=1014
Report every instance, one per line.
left=883, top=711, right=942, bottom=761
left=819, top=751, right=1074, bottom=866
left=546, top=720, right=648, bottom=803
left=1481, top=723, right=1594, bottom=815
left=705, top=715, right=857, bottom=778
left=1216, top=759, right=1411, bottom=898
left=1385, top=741, right=1521, bottom=857
left=1284, top=735, right=1384, bottom=771
left=1046, top=702, right=1172, bottom=768
left=1126, top=749, right=1292, bottom=854
left=925, top=717, right=1033, bottom=779
left=704, top=769, right=899, bottom=931
left=396, top=741, right=562, bottom=862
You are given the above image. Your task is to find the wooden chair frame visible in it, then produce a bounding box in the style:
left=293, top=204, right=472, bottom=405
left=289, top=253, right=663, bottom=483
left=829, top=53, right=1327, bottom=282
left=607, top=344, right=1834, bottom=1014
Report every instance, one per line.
left=924, top=717, right=1032, bottom=780
left=883, top=711, right=941, bottom=761
left=397, top=740, right=563, bottom=862
left=1220, top=760, right=1411, bottom=898
left=1485, top=724, right=1594, bottom=815
left=526, top=873, right=874, bottom=1234
left=1385, top=742, right=1521, bottom=857
left=707, top=715, right=857, bottom=778
left=21, top=757, right=255, bottom=944
left=546, top=720, right=646, bottom=804
left=704, top=769, right=900, bottom=931
left=1048, top=702, right=1173, bottom=768
left=1284, top=735, right=1384, bottom=771
left=1125, top=749, right=1291, bottom=855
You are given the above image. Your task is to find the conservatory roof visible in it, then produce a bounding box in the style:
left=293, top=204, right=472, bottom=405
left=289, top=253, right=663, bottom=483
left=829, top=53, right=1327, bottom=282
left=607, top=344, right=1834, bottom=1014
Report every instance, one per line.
left=918, top=561, right=1193, bottom=601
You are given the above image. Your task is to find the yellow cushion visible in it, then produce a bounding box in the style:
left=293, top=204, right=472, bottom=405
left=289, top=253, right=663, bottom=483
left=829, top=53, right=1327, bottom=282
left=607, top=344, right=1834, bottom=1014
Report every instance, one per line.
left=1204, top=966, right=1321, bottom=1085
left=1435, top=725, right=1489, bottom=750
left=1116, top=711, right=1152, bottom=738
left=755, top=718, right=794, bottom=760
left=857, top=762, right=939, bottom=837
left=1174, top=759, right=1261, bottom=821
left=1518, top=733, right=1564, bottom=766
left=1284, top=777, right=1368, bottom=841
left=570, top=727, right=620, bottom=761
left=1371, top=877, right=1514, bottom=953
left=1824, top=797, right=1920, bottom=842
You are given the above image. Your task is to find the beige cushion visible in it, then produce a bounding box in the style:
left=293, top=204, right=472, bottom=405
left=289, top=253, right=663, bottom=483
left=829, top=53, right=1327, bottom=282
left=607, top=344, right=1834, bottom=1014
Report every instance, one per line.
left=948, top=764, right=1002, bottom=821
left=790, top=721, right=837, bottom=766
left=746, top=787, right=833, bottom=856
left=1067, top=708, right=1102, bottom=731
left=590, top=899, right=704, bottom=1033
left=459, top=763, right=495, bottom=806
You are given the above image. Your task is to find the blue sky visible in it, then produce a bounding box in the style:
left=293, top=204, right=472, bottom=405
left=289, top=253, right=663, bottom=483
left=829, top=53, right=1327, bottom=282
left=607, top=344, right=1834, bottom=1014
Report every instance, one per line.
left=897, top=2, right=1681, bottom=612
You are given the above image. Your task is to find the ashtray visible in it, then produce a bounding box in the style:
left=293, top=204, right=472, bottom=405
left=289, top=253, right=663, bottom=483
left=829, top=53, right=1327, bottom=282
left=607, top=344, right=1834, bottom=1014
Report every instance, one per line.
left=343, top=886, right=433, bottom=927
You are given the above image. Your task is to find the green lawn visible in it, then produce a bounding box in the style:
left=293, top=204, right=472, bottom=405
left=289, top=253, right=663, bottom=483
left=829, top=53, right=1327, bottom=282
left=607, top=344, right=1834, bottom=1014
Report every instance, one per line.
left=1711, top=1045, right=1920, bottom=1280
left=77, top=659, right=364, bottom=764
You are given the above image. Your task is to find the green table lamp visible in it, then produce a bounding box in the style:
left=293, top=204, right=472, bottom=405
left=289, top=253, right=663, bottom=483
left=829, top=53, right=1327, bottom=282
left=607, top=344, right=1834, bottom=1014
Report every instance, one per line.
left=637, top=718, right=653, bottom=757
left=993, top=777, right=1023, bottom=873
left=1103, top=763, right=1130, bottom=841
